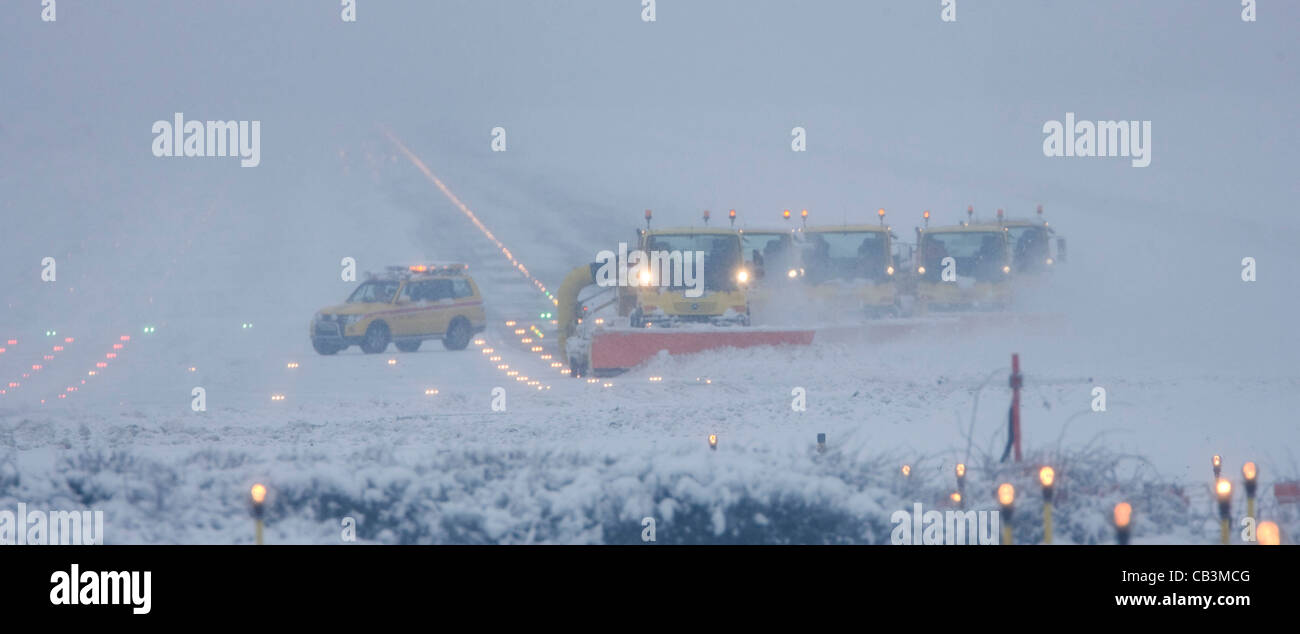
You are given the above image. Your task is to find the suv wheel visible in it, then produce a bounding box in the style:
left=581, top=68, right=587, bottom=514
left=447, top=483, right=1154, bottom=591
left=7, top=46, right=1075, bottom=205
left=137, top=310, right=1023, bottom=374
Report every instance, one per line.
left=395, top=340, right=421, bottom=353
left=360, top=322, right=390, bottom=354
left=442, top=318, right=471, bottom=351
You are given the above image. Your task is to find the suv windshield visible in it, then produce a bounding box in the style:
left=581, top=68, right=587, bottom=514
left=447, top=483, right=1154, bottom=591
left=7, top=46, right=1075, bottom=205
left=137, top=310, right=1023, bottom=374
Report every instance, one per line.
left=920, top=231, right=1007, bottom=281
left=346, top=280, right=400, bottom=304
left=802, top=231, right=889, bottom=282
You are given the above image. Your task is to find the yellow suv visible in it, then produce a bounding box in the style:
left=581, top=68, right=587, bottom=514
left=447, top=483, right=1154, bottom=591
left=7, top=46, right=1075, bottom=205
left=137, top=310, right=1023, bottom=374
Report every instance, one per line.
left=310, top=264, right=487, bottom=355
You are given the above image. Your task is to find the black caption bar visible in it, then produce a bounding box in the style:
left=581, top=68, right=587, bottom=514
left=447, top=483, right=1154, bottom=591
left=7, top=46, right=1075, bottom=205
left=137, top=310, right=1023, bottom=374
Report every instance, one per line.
left=1, top=545, right=1293, bottom=621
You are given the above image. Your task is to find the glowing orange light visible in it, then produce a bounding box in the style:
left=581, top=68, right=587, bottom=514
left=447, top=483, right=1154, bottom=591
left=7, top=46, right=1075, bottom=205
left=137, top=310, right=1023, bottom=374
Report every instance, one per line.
left=997, top=483, right=1015, bottom=506
left=955, top=463, right=966, bottom=478
left=1215, top=478, right=1232, bottom=500
left=800, top=209, right=808, bottom=218
left=708, top=434, right=718, bottom=448
left=923, top=210, right=930, bottom=219
left=1242, top=462, right=1257, bottom=482
left=877, top=208, right=885, bottom=218
left=1213, top=455, right=1221, bottom=468
left=250, top=484, right=267, bottom=505
left=782, top=209, right=791, bottom=219
left=728, top=209, right=736, bottom=219
left=1114, top=502, right=1132, bottom=528
left=1257, top=521, right=1280, bottom=545
left=950, top=492, right=962, bottom=504
left=901, top=464, right=911, bottom=477
left=1039, top=466, right=1055, bottom=487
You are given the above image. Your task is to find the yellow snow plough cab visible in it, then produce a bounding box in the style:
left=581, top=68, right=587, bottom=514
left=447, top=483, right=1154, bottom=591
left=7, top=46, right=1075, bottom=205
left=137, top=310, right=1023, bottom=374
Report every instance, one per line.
left=1004, top=205, right=1067, bottom=275
left=554, top=210, right=815, bottom=376
left=796, top=212, right=899, bottom=318
left=914, top=219, right=1014, bottom=313
left=627, top=223, right=752, bottom=328
left=740, top=225, right=801, bottom=317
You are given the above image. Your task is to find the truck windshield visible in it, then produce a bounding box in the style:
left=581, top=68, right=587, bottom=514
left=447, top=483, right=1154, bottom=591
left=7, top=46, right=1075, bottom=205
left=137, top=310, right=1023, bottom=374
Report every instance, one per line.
left=1007, top=226, right=1050, bottom=272
left=921, top=232, right=1006, bottom=280
left=802, top=231, right=889, bottom=282
left=346, top=281, right=400, bottom=304
left=644, top=233, right=743, bottom=291
left=742, top=233, right=795, bottom=278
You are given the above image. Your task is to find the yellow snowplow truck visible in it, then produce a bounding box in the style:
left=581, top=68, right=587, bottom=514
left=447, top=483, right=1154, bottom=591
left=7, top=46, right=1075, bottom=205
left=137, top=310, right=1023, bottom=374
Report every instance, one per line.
left=914, top=224, right=1013, bottom=312
left=626, top=226, right=752, bottom=327
left=1003, top=217, right=1065, bottom=275
left=796, top=225, right=898, bottom=318
left=740, top=228, right=801, bottom=317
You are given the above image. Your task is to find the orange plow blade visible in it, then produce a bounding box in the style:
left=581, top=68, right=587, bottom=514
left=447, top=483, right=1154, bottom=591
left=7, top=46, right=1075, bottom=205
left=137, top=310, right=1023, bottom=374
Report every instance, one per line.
left=589, top=328, right=815, bottom=373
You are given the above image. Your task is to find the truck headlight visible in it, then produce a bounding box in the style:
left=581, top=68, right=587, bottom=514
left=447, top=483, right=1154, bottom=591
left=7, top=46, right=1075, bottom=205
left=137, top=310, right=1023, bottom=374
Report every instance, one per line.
left=917, top=266, right=926, bottom=275
left=787, top=268, right=798, bottom=279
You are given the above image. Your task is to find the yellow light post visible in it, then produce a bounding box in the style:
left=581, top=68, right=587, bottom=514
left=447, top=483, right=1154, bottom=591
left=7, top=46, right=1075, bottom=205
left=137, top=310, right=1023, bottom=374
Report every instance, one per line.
left=1212, top=454, right=1221, bottom=479
left=1257, top=521, right=1280, bottom=546
left=1215, top=478, right=1232, bottom=545
left=1039, top=466, right=1055, bottom=545
left=250, top=483, right=267, bottom=545
left=1242, top=462, right=1258, bottom=522
left=708, top=434, right=717, bottom=451
left=901, top=464, right=911, bottom=479
left=997, top=483, right=1015, bottom=545
left=955, top=463, right=966, bottom=501
left=1113, top=502, right=1132, bottom=545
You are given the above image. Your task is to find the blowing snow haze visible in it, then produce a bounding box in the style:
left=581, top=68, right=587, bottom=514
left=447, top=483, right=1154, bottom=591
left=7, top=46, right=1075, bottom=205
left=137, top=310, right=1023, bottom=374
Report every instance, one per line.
left=0, top=1, right=1297, bottom=545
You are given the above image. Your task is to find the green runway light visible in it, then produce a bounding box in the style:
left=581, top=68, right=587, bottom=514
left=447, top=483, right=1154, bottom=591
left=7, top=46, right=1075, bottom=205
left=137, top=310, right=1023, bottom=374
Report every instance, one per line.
left=241, top=323, right=253, bottom=329
left=142, top=326, right=156, bottom=334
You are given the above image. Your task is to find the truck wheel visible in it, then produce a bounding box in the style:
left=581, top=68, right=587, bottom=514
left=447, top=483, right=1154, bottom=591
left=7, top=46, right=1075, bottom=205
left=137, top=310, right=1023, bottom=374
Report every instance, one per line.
left=443, top=318, right=471, bottom=351
left=312, top=339, right=341, bottom=355
left=360, top=322, right=390, bottom=354
left=395, top=340, right=421, bottom=353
